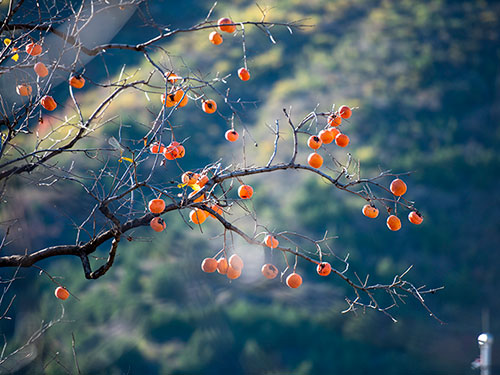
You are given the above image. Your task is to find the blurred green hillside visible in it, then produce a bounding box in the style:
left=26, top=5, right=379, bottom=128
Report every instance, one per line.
left=1, top=0, right=499, bottom=374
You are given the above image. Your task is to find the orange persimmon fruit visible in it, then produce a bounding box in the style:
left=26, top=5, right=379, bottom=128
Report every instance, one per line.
left=318, top=129, right=334, bottom=144
left=328, top=114, right=342, bottom=127
left=264, top=234, right=279, bottom=249
left=229, top=254, right=244, bottom=271
left=225, top=129, right=239, bottom=142
left=261, top=264, right=279, bottom=279
left=328, top=127, right=341, bottom=138
left=188, top=190, right=205, bottom=203
left=207, top=204, right=223, bottom=218
left=161, top=93, right=177, bottom=107
left=226, top=265, right=242, bottom=280
left=149, top=141, right=165, bottom=154
left=69, top=75, right=85, bottom=89
left=26, top=42, right=42, bottom=56
left=317, top=262, right=331, bottom=276
left=307, top=153, right=323, bottom=168
left=202, top=99, right=217, bottom=114
left=307, top=135, right=322, bottom=150
left=174, top=89, right=189, bottom=107
left=190, top=208, right=208, bottom=224
left=41, top=95, right=57, bottom=111
left=148, top=199, right=165, bottom=214
left=408, top=211, right=423, bottom=225
left=238, top=184, right=253, bottom=199
left=201, top=258, right=218, bottom=273
left=339, top=105, right=352, bottom=119
left=209, top=31, right=223, bottom=45
left=16, top=84, right=32, bottom=96
left=362, top=204, right=379, bottom=218
left=217, top=258, right=229, bottom=274
left=335, top=133, right=350, bottom=147
left=390, top=178, right=407, bottom=196
left=286, top=273, right=302, bottom=288
left=238, top=67, right=250, bottom=81
left=54, top=286, right=69, bottom=300
left=197, top=174, right=209, bottom=188
left=150, top=217, right=166, bottom=232
left=387, top=215, right=402, bottom=231
left=165, top=72, right=181, bottom=83
left=182, top=171, right=197, bottom=185
left=218, top=17, right=236, bottom=33
left=34, top=62, right=48, bottom=77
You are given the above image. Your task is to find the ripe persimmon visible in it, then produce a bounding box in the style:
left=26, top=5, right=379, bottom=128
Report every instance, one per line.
left=335, top=133, right=350, bottom=147
left=286, top=273, right=302, bottom=288
left=225, top=130, right=239, bottom=142
left=218, top=17, right=236, bottom=33
left=238, top=67, right=250, bottom=81
left=226, top=265, right=242, bottom=279
left=197, top=175, right=209, bottom=188
left=229, top=254, right=244, bottom=271
left=307, top=135, right=322, bottom=150
left=34, top=62, right=48, bottom=77
left=150, top=217, right=166, bottom=232
left=190, top=208, right=208, bottom=224
left=175, top=145, right=186, bottom=158
left=69, top=75, right=85, bottom=89
left=163, top=148, right=175, bottom=160
left=317, top=262, right=331, bottom=276
left=41, top=95, right=57, bottom=111
left=182, top=171, right=197, bottom=185
left=328, top=127, right=341, bottom=139
left=202, top=99, right=217, bottom=114
left=307, top=152, right=323, bottom=168
left=217, top=258, right=229, bottom=274
left=318, top=129, right=334, bottom=144
left=390, top=178, right=407, bottom=196
left=174, top=89, right=189, bottom=107
left=209, top=31, right=223, bottom=45
left=16, top=84, right=32, bottom=96
left=261, top=264, right=279, bottom=279
left=163, top=141, right=185, bottom=159
left=26, top=42, right=42, bottom=56
left=161, top=93, right=177, bottom=107
left=188, top=190, right=205, bottom=203
left=328, top=114, right=342, bottom=127
left=55, top=286, right=69, bottom=300
left=149, top=141, right=165, bottom=154
left=264, top=234, right=279, bottom=248
left=179, top=94, right=189, bottom=107
left=165, top=72, right=181, bottom=83
left=408, top=211, right=423, bottom=225
left=238, top=184, right=253, bottom=199
left=339, top=105, right=352, bottom=119
left=362, top=204, right=379, bottom=218
left=207, top=204, right=223, bottom=218
left=148, top=198, right=165, bottom=214
left=386, top=215, right=402, bottom=231
left=201, top=258, right=218, bottom=273
left=163, top=144, right=176, bottom=160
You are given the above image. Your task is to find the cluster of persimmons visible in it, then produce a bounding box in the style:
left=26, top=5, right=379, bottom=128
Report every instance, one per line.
left=198, top=234, right=331, bottom=288
left=306, top=105, right=352, bottom=169
left=42, top=16, right=424, bottom=299
left=15, top=42, right=86, bottom=112
left=362, top=178, right=424, bottom=231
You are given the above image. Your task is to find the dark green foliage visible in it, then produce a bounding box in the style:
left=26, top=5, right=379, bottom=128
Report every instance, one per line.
left=1, top=0, right=499, bottom=374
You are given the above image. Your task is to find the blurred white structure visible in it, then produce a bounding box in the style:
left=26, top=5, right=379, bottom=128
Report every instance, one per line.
left=477, top=333, right=493, bottom=375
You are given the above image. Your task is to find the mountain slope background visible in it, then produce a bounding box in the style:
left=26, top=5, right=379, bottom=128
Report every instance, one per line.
left=0, top=0, right=499, bottom=374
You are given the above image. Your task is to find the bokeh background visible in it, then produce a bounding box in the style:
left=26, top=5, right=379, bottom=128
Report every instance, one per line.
left=1, top=0, right=499, bottom=374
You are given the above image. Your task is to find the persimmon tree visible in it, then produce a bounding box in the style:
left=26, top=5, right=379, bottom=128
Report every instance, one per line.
left=0, top=0, right=441, bottom=323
